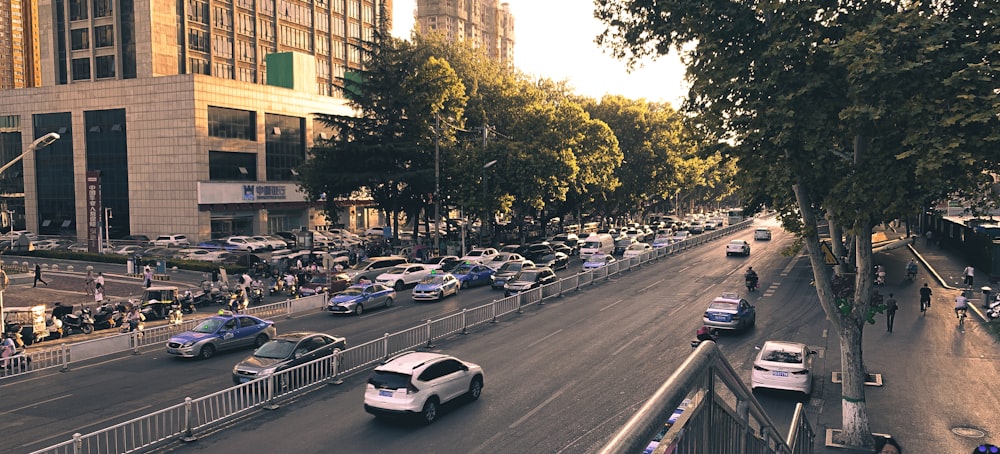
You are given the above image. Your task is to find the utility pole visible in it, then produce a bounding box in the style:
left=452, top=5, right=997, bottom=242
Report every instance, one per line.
left=481, top=124, right=489, bottom=246
left=433, top=114, right=441, bottom=255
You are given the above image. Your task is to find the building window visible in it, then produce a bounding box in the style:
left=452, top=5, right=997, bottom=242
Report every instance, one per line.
left=237, top=40, right=255, bottom=62
left=258, top=19, right=275, bottom=41
left=213, top=6, right=233, bottom=30
left=189, top=57, right=209, bottom=74
left=189, top=29, right=209, bottom=52
left=209, top=151, right=257, bottom=181
left=213, top=62, right=235, bottom=79
left=72, top=58, right=91, bottom=80
left=32, top=113, right=76, bottom=236
left=187, top=0, right=209, bottom=23
left=95, top=55, right=115, bottom=78
left=69, top=0, right=88, bottom=21
left=84, top=109, right=130, bottom=238
left=94, top=25, right=114, bottom=47
left=212, top=34, right=233, bottom=58
left=265, top=113, right=304, bottom=181
left=208, top=106, right=256, bottom=140
left=93, top=0, right=112, bottom=17
left=70, top=29, right=90, bottom=50
left=237, top=66, right=256, bottom=82
left=259, top=0, right=273, bottom=15
left=236, top=12, right=255, bottom=36
left=236, top=0, right=254, bottom=9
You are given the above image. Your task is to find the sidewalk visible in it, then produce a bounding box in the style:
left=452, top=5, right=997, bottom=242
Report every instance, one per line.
left=812, top=234, right=1000, bottom=452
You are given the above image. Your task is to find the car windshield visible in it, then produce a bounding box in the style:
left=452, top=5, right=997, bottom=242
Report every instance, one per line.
left=350, top=260, right=377, bottom=271
left=583, top=241, right=601, bottom=248
left=193, top=318, right=224, bottom=333
left=499, top=262, right=523, bottom=273
left=254, top=339, right=297, bottom=359
left=452, top=264, right=475, bottom=274
left=709, top=301, right=739, bottom=311
left=628, top=244, right=646, bottom=251
left=420, top=275, right=447, bottom=285
left=761, top=349, right=803, bottom=364
left=384, top=266, right=407, bottom=274
left=466, top=250, right=485, bottom=257
left=339, top=287, right=365, bottom=296
left=517, top=270, right=544, bottom=280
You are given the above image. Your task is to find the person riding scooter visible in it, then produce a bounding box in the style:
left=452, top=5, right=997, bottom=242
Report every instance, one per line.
left=691, top=326, right=719, bottom=347
left=905, top=259, right=918, bottom=281
left=744, top=267, right=759, bottom=291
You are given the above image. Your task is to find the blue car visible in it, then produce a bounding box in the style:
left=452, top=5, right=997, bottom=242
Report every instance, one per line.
left=412, top=273, right=460, bottom=301
left=327, top=283, right=397, bottom=315
left=166, top=312, right=277, bottom=359
left=450, top=263, right=495, bottom=288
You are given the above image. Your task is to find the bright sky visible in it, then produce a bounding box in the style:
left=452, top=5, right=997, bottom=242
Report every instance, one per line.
left=391, top=0, right=689, bottom=108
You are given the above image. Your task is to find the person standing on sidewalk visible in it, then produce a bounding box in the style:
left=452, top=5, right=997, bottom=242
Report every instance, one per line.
left=32, top=264, right=48, bottom=287
left=885, top=293, right=898, bottom=333
left=95, top=272, right=105, bottom=293
left=963, top=264, right=975, bottom=287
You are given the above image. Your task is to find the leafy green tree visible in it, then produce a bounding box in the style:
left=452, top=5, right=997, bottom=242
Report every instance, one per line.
left=597, top=0, right=1000, bottom=448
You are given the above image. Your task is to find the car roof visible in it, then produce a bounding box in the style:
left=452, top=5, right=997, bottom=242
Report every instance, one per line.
left=377, top=351, right=450, bottom=373
left=761, top=340, right=807, bottom=351
left=273, top=331, right=331, bottom=341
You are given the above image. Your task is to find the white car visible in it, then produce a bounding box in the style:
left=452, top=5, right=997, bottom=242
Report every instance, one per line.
left=754, top=228, right=772, bottom=241
left=253, top=235, right=287, bottom=250
left=152, top=234, right=190, bottom=248
left=375, top=264, right=434, bottom=290
left=751, top=340, right=815, bottom=396
left=582, top=253, right=617, bottom=270
left=623, top=242, right=652, bottom=259
left=726, top=240, right=751, bottom=256
left=114, top=245, right=145, bottom=255
left=483, top=252, right=525, bottom=270
left=225, top=236, right=266, bottom=252
left=364, top=351, right=484, bottom=424
left=459, top=247, right=500, bottom=264
left=671, top=230, right=691, bottom=243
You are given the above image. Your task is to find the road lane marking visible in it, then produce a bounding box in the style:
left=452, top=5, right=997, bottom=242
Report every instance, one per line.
left=2, top=393, right=72, bottom=414
left=611, top=336, right=642, bottom=357
left=23, top=404, right=153, bottom=448
left=526, top=329, right=563, bottom=349
left=508, top=379, right=577, bottom=429
left=600, top=299, right=624, bottom=312
left=638, top=280, right=663, bottom=293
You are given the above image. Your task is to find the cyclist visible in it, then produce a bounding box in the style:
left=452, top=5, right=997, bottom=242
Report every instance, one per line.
left=919, top=283, right=932, bottom=311
left=905, top=259, right=918, bottom=280
left=955, top=292, right=969, bottom=319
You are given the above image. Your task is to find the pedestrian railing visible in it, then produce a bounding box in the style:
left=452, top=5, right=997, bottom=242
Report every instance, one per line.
left=597, top=341, right=815, bottom=454
left=29, top=219, right=762, bottom=453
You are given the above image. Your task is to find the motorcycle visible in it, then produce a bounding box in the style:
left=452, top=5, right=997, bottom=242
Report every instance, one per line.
left=228, top=291, right=249, bottom=313
left=745, top=276, right=759, bottom=292
left=249, top=281, right=265, bottom=306
left=180, top=291, right=198, bottom=314
left=62, top=307, right=95, bottom=335
left=905, top=264, right=918, bottom=281
left=874, top=265, right=886, bottom=286
left=987, top=297, right=1000, bottom=320
left=92, top=302, right=124, bottom=330
left=268, top=277, right=284, bottom=295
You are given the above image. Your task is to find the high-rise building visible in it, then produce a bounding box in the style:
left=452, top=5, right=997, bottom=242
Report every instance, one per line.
left=0, top=0, right=42, bottom=90
left=0, top=0, right=392, bottom=245
left=415, top=0, right=513, bottom=65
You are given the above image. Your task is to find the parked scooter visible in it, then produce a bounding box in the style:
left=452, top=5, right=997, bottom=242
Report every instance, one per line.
left=62, top=307, right=95, bottom=335
left=92, top=302, right=125, bottom=330
left=987, top=296, right=1000, bottom=321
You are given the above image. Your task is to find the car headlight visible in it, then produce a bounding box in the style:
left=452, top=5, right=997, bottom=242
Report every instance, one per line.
left=182, top=340, right=196, bottom=348
left=258, top=366, right=278, bottom=377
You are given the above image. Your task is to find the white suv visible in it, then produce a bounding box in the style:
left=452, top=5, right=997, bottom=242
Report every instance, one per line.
left=364, top=351, right=484, bottom=423
left=152, top=234, right=190, bottom=247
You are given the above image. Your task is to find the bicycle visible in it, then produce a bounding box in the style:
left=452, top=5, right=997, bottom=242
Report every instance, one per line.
left=957, top=307, right=968, bottom=327
left=920, top=298, right=930, bottom=314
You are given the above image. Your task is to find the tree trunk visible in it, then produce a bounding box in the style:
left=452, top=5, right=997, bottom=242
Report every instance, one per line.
left=791, top=184, right=874, bottom=450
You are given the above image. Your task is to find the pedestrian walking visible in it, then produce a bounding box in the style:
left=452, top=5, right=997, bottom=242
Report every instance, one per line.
left=874, top=435, right=902, bottom=453
left=32, top=264, right=48, bottom=287
left=143, top=265, right=153, bottom=288
left=925, top=230, right=933, bottom=246
left=95, top=272, right=105, bottom=292
left=94, top=284, right=104, bottom=303
left=84, top=269, right=95, bottom=295
left=885, top=293, right=898, bottom=333
left=963, top=264, right=975, bottom=287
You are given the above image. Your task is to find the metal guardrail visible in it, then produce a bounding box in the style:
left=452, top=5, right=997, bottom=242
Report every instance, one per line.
left=598, top=341, right=814, bottom=454
left=30, top=219, right=776, bottom=453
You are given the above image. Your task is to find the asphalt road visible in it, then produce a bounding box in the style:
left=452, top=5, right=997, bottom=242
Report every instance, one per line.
left=18, top=219, right=987, bottom=453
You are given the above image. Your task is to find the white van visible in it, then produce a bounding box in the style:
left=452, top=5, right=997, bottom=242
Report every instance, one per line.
left=579, top=233, right=615, bottom=259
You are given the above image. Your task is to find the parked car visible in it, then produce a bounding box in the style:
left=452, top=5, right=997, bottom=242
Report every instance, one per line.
left=232, top=332, right=347, bottom=385
left=751, top=340, right=816, bottom=396
left=411, top=273, right=460, bottom=302
left=225, top=236, right=267, bottom=252
left=490, top=260, right=535, bottom=290
left=450, top=263, right=495, bottom=288
left=364, top=351, right=484, bottom=424
left=165, top=312, right=276, bottom=359
left=503, top=267, right=557, bottom=297
left=121, top=234, right=152, bottom=245
left=273, top=231, right=298, bottom=247
left=253, top=235, right=287, bottom=250
left=550, top=233, right=581, bottom=253
left=702, top=292, right=756, bottom=331
left=152, top=234, right=190, bottom=248
left=343, top=256, right=409, bottom=284
left=613, top=237, right=636, bottom=256
left=726, top=240, right=751, bottom=257
left=422, top=255, right=461, bottom=270
left=327, top=283, right=396, bottom=315
left=375, top=264, right=434, bottom=291
left=671, top=230, right=691, bottom=244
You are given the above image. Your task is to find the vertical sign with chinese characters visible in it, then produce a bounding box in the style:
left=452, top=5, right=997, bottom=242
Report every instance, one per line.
left=86, top=171, right=102, bottom=252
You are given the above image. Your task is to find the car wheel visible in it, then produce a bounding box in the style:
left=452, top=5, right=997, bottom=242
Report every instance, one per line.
left=354, top=304, right=364, bottom=315
left=461, top=280, right=469, bottom=289
left=254, top=334, right=269, bottom=348
left=394, top=281, right=404, bottom=291
left=420, top=398, right=439, bottom=424
left=199, top=344, right=216, bottom=359
left=384, top=297, right=393, bottom=307
left=437, top=291, right=444, bottom=301
left=468, top=376, right=483, bottom=401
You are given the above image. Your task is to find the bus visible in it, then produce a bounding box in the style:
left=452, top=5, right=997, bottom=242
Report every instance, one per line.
left=727, top=208, right=745, bottom=225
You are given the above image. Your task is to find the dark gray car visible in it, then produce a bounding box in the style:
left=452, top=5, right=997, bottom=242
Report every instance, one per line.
left=232, top=331, right=347, bottom=385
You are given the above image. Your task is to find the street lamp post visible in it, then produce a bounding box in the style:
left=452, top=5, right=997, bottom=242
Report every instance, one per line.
left=433, top=114, right=441, bottom=255
left=481, top=160, right=497, bottom=247
left=0, top=132, right=59, bottom=328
